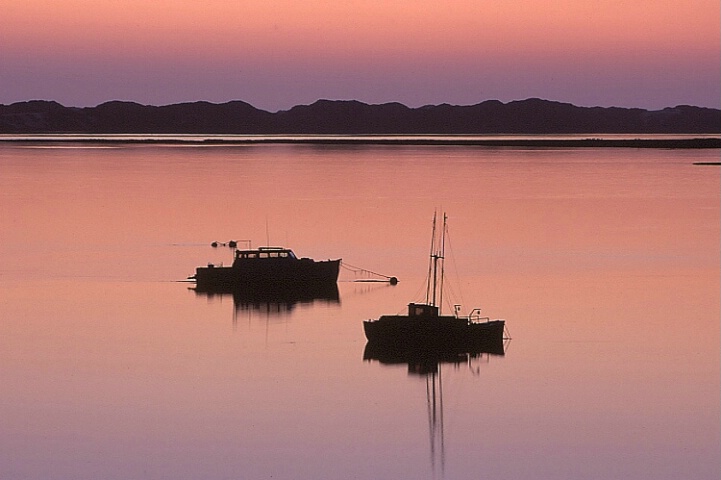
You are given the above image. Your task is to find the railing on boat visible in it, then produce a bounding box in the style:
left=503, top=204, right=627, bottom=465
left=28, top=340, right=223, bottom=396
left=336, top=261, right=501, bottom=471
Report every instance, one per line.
left=466, top=307, right=492, bottom=322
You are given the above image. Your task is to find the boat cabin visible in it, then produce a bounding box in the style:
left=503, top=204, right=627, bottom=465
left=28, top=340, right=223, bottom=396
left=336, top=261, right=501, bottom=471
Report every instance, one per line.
left=408, top=303, right=439, bottom=317
left=235, top=247, right=298, bottom=260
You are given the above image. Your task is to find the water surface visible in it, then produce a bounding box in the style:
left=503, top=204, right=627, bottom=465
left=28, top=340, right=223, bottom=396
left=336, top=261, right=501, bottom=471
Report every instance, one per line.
left=1, top=142, right=718, bottom=479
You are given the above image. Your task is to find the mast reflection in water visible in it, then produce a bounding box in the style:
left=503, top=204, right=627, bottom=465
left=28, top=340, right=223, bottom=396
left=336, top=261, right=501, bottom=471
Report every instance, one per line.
left=364, top=340, right=508, bottom=476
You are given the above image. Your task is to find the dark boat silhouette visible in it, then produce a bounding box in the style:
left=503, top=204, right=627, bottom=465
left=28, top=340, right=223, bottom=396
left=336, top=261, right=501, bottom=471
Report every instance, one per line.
left=363, top=212, right=506, bottom=349
left=191, top=246, right=341, bottom=290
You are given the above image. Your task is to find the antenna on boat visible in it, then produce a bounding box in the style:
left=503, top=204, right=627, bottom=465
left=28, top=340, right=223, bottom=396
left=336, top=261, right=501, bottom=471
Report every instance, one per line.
left=265, top=216, right=270, bottom=247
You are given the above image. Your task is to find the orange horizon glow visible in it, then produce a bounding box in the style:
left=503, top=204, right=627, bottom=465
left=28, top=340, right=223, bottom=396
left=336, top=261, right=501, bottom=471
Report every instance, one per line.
left=5, top=1, right=717, bottom=59
left=2, top=0, right=719, bottom=110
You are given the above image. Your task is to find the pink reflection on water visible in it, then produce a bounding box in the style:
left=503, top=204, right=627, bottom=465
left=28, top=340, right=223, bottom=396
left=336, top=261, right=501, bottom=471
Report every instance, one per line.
left=0, top=143, right=718, bottom=479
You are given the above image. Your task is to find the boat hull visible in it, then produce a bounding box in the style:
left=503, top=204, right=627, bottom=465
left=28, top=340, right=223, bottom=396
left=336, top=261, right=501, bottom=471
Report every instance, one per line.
left=194, top=258, right=340, bottom=289
left=363, top=314, right=505, bottom=350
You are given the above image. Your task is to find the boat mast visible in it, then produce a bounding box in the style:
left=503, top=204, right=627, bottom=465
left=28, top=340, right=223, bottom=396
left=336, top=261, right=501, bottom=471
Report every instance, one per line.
left=425, top=212, right=437, bottom=306
left=438, top=213, right=447, bottom=314
left=426, top=211, right=447, bottom=313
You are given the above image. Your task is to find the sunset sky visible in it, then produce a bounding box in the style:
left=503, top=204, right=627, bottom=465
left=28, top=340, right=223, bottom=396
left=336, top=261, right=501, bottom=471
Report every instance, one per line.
left=2, top=0, right=719, bottom=111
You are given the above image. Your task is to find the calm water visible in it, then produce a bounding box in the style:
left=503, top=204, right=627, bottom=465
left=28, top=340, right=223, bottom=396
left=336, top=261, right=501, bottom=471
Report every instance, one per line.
left=1, top=142, right=719, bottom=480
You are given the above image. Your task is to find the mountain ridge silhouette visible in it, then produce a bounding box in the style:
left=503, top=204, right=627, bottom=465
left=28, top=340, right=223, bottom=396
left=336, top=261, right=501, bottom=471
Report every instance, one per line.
left=1, top=98, right=718, bottom=134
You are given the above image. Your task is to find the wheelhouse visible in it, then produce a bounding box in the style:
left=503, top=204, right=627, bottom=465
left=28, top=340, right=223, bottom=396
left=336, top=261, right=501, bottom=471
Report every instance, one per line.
left=235, top=247, right=298, bottom=260
left=407, top=303, right=439, bottom=317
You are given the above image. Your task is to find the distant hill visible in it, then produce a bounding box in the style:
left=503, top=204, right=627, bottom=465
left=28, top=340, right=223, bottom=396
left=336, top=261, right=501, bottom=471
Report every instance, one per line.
left=0, top=98, right=719, bottom=134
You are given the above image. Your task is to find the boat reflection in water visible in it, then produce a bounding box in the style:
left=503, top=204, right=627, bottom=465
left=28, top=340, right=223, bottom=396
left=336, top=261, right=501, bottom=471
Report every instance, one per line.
left=192, top=282, right=340, bottom=317
left=363, top=337, right=505, bottom=374
left=364, top=340, right=506, bottom=476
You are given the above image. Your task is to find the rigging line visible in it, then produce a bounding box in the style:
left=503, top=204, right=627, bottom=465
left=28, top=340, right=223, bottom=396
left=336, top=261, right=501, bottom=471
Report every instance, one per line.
left=409, top=275, right=429, bottom=309
left=339, top=261, right=394, bottom=280
left=426, top=210, right=437, bottom=305
left=443, top=219, right=466, bottom=310
left=441, top=274, right=462, bottom=314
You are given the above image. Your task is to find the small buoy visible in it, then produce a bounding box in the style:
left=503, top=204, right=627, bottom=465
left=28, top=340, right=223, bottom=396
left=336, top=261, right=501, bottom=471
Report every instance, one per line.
left=211, top=241, right=219, bottom=248
left=228, top=240, right=237, bottom=248
left=389, top=277, right=398, bottom=285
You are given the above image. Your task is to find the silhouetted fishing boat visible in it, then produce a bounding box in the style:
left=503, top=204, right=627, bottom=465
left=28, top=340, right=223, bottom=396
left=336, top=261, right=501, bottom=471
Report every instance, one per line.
left=191, top=246, right=340, bottom=289
left=363, top=212, right=505, bottom=349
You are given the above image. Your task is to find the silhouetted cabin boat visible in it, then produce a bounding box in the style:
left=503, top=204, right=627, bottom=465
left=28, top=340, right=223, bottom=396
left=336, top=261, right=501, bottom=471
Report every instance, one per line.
left=363, top=213, right=505, bottom=349
left=192, top=246, right=340, bottom=290
left=364, top=302, right=505, bottom=350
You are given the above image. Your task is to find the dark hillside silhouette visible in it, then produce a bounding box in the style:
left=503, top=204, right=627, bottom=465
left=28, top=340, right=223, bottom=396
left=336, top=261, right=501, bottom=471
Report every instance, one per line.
left=1, top=98, right=719, bottom=134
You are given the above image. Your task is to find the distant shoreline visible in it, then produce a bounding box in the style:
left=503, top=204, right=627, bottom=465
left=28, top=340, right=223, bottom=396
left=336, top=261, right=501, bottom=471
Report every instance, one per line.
left=1, top=137, right=719, bottom=148
left=2, top=99, right=719, bottom=138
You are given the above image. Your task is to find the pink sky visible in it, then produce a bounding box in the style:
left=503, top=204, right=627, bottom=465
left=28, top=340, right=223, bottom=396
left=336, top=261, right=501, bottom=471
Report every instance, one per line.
left=1, top=0, right=719, bottom=111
